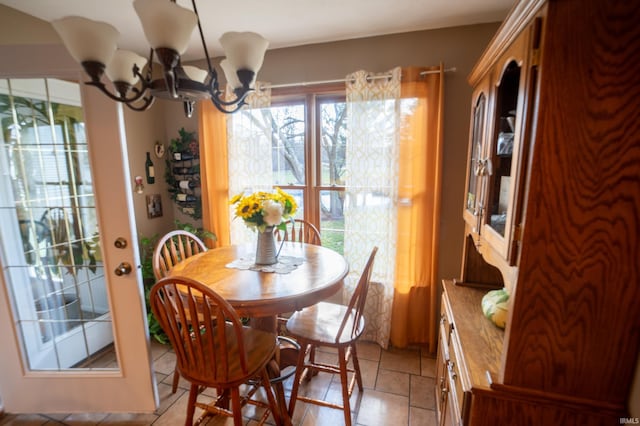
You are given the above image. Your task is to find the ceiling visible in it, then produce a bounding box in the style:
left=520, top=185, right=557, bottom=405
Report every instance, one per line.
left=0, top=0, right=514, bottom=61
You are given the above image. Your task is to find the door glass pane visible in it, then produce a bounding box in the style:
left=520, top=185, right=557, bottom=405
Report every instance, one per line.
left=466, top=93, right=485, bottom=217
left=488, top=61, right=520, bottom=236
left=0, top=78, right=115, bottom=371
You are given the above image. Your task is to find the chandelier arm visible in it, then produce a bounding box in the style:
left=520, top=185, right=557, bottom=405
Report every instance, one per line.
left=210, top=97, right=247, bottom=114
left=190, top=0, right=214, bottom=75
left=85, top=80, right=151, bottom=105
left=209, top=88, right=252, bottom=108
left=125, top=95, right=155, bottom=112
left=81, top=60, right=154, bottom=104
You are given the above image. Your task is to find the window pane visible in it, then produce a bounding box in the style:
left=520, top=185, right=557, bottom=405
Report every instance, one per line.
left=319, top=100, right=347, bottom=186
left=319, top=189, right=344, bottom=254
left=284, top=188, right=305, bottom=219
left=269, top=103, right=305, bottom=185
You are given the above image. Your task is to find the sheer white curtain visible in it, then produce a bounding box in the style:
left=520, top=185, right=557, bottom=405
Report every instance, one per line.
left=344, top=67, right=401, bottom=348
left=226, top=83, right=273, bottom=245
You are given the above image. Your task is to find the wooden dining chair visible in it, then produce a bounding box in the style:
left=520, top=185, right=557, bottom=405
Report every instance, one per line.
left=152, top=230, right=207, bottom=280
left=149, top=276, right=282, bottom=426
left=285, top=247, right=378, bottom=426
left=273, top=219, right=322, bottom=351
left=274, top=219, right=321, bottom=246
left=152, top=230, right=207, bottom=393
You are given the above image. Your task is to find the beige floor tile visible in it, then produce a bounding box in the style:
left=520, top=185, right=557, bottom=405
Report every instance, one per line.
left=409, top=407, right=438, bottom=426
left=152, top=351, right=177, bottom=376
left=421, top=356, right=437, bottom=378
left=356, top=341, right=382, bottom=361
left=322, top=380, right=364, bottom=408
left=100, top=412, right=159, bottom=425
left=410, top=376, right=435, bottom=410
left=0, top=413, right=52, bottom=425
left=37, top=412, right=68, bottom=422
left=375, top=368, right=410, bottom=396
left=154, top=381, right=187, bottom=416
left=301, top=403, right=351, bottom=426
left=379, top=347, right=421, bottom=375
left=291, top=370, right=333, bottom=400
left=148, top=341, right=171, bottom=361
left=59, top=412, right=109, bottom=424
left=355, top=388, right=409, bottom=426
left=154, top=391, right=214, bottom=426
left=358, top=358, right=379, bottom=389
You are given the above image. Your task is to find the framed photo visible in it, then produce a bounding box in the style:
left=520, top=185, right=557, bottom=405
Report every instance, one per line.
left=146, top=194, right=163, bottom=219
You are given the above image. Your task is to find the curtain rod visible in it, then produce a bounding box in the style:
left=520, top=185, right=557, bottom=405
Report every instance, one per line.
left=261, top=67, right=456, bottom=90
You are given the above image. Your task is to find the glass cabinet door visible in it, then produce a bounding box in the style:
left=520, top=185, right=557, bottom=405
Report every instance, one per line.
left=486, top=60, right=521, bottom=238
left=463, top=83, right=490, bottom=234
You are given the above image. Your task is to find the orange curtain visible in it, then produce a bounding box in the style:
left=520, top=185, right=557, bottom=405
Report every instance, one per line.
left=197, top=101, right=231, bottom=247
left=390, top=64, right=444, bottom=352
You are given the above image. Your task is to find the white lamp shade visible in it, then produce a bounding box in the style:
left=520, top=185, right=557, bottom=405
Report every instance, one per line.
left=182, top=65, right=209, bottom=84
left=220, top=59, right=242, bottom=89
left=105, top=50, right=147, bottom=85
left=52, top=16, right=119, bottom=65
left=133, top=0, right=197, bottom=55
left=219, top=32, right=269, bottom=73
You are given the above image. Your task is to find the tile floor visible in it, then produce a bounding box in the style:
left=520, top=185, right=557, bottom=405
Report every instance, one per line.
left=0, top=340, right=438, bottom=425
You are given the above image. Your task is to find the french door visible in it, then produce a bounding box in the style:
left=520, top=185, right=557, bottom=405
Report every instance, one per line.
left=0, top=75, right=156, bottom=412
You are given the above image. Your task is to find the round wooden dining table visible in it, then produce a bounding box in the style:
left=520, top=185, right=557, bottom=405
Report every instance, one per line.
left=167, top=241, right=349, bottom=425
left=168, top=242, right=349, bottom=324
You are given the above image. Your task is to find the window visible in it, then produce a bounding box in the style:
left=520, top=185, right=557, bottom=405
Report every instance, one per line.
left=230, top=87, right=347, bottom=254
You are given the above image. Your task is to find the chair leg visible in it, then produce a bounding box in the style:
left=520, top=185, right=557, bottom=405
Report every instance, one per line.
left=260, top=368, right=284, bottom=426
left=171, top=365, right=180, bottom=393
left=350, top=343, right=364, bottom=392
left=288, top=342, right=309, bottom=418
left=306, top=344, right=318, bottom=381
left=230, top=387, right=243, bottom=426
left=185, top=383, right=198, bottom=426
left=338, top=347, right=353, bottom=426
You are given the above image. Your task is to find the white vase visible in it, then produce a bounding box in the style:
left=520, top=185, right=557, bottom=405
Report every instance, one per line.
left=255, top=226, right=277, bottom=265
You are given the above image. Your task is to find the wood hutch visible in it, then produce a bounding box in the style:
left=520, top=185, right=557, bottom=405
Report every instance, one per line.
left=435, top=0, right=640, bottom=424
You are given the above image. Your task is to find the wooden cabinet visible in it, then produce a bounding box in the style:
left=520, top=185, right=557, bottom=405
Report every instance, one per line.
left=462, top=19, right=534, bottom=270
left=438, top=0, right=640, bottom=424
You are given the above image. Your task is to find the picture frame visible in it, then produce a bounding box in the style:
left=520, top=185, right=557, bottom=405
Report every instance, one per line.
left=146, top=194, right=163, bottom=219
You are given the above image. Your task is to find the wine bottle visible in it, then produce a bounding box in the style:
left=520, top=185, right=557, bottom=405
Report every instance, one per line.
left=172, top=166, right=197, bottom=175
left=145, top=152, right=155, bottom=184
left=173, top=151, right=195, bottom=161
left=174, top=179, right=200, bottom=190
left=176, top=194, right=197, bottom=203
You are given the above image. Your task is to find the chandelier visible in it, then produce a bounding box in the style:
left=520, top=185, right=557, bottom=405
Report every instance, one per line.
left=52, top=0, right=268, bottom=117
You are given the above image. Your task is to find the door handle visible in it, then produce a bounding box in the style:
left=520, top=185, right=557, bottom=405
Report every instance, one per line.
left=114, top=262, right=132, bottom=276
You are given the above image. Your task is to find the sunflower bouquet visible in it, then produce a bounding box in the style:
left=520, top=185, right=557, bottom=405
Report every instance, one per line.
left=230, top=188, right=297, bottom=232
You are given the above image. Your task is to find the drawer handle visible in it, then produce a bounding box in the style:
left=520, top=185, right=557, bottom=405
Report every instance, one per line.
left=447, top=360, right=457, bottom=381
left=439, top=378, right=448, bottom=404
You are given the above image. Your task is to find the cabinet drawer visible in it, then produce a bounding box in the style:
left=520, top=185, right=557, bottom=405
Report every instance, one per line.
left=448, top=330, right=471, bottom=424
